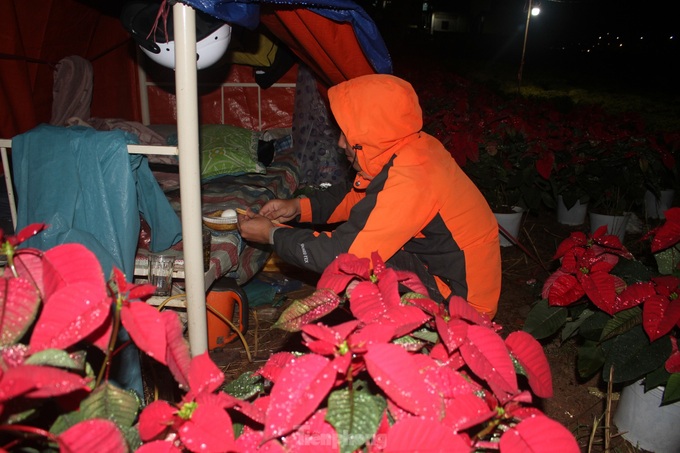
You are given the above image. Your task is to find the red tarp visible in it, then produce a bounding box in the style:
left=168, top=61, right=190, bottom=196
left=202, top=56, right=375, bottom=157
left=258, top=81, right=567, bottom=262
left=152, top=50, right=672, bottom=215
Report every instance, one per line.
left=0, top=0, right=382, bottom=140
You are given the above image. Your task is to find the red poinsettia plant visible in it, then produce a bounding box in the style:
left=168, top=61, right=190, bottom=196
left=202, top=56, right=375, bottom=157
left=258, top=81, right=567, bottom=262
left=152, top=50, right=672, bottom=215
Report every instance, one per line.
left=1, top=224, right=579, bottom=452
left=524, top=208, right=680, bottom=405
left=0, top=223, right=200, bottom=452
left=195, top=251, right=578, bottom=453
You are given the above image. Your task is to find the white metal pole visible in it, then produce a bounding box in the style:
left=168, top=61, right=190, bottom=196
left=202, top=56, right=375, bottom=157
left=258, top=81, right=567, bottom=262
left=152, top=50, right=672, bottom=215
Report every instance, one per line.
left=173, top=3, right=208, bottom=355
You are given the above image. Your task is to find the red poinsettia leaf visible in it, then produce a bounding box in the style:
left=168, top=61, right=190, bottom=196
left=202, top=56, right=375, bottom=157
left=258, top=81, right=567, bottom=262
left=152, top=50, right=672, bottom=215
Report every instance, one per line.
left=7, top=253, right=44, bottom=295
left=402, top=293, right=441, bottom=317
left=552, top=232, right=587, bottom=260
left=651, top=209, right=680, bottom=252
left=337, top=253, right=372, bottom=278
left=384, top=417, right=470, bottom=452
left=302, top=320, right=358, bottom=346
left=348, top=322, right=397, bottom=353
left=178, top=401, right=235, bottom=452
left=499, top=415, right=579, bottom=453
left=375, top=268, right=403, bottom=309
left=41, top=244, right=106, bottom=302
left=273, top=289, right=341, bottom=332
left=364, top=343, right=440, bottom=418
left=612, top=281, right=654, bottom=314
left=316, top=253, right=371, bottom=294
left=448, top=295, right=492, bottom=327
left=0, top=277, right=40, bottom=346
left=285, top=409, right=338, bottom=452
left=535, top=152, right=554, bottom=180
left=0, top=364, right=89, bottom=401
left=10, top=223, right=47, bottom=246
left=138, top=400, right=177, bottom=441
left=186, top=351, right=224, bottom=399
left=665, top=337, right=680, bottom=373
left=161, top=310, right=191, bottom=389
left=460, top=325, right=518, bottom=402
left=348, top=281, right=390, bottom=322
left=643, top=296, right=680, bottom=341
left=378, top=305, right=430, bottom=338
left=422, top=363, right=477, bottom=398
left=82, top=312, right=114, bottom=353
left=264, top=354, right=336, bottom=440
left=59, top=419, right=126, bottom=453
left=581, top=272, right=618, bottom=315
left=394, top=269, right=430, bottom=296
left=505, top=331, right=553, bottom=398
left=28, top=282, right=111, bottom=353
left=442, top=393, right=495, bottom=432
left=235, top=426, right=285, bottom=452
left=436, top=316, right=469, bottom=354
left=222, top=393, right=266, bottom=424
left=121, top=302, right=168, bottom=365
left=547, top=274, right=585, bottom=307
left=256, top=351, right=296, bottom=383
left=652, top=275, right=680, bottom=297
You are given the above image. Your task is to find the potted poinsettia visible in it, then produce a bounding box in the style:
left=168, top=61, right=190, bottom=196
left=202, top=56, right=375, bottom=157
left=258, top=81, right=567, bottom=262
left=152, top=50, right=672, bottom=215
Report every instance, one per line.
left=523, top=210, right=680, bottom=406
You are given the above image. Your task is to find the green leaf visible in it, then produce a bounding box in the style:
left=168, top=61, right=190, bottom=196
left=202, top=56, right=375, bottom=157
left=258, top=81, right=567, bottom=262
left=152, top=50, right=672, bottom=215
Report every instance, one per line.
left=654, top=246, right=680, bottom=276
left=51, top=410, right=85, bottom=435
left=522, top=299, right=568, bottom=340
left=326, top=385, right=386, bottom=453
left=78, top=382, right=140, bottom=429
left=601, top=327, right=672, bottom=383
left=577, top=340, right=605, bottom=379
left=222, top=371, right=264, bottom=400
left=600, top=307, right=642, bottom=342
left=272, top=289, right=341, bottom=332
left=0, top=277, right=41, bottom=346
left=644, top=366, right=671, bottom=391
left=661, top=373, right=680, bottom=405
left=393, top=334, right=425, bottom=350
left=579, top=311, right=611, bottom=341
left=561, top=308, right=595, bottom=342
left=25, top=348, right=81, bottom=370
left=410, top=327, right=439, bottom=344
left=611, top=258, right=655, bottom=283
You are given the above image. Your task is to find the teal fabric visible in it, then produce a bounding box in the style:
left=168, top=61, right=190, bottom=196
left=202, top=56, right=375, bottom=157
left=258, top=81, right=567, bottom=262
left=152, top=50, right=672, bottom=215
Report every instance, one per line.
left=12, top=124, right=182, bottom=280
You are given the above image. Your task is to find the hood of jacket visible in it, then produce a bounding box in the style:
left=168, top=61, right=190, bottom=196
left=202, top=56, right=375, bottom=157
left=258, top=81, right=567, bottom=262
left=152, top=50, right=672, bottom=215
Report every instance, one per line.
left=328, top=74, right=423, bottom=178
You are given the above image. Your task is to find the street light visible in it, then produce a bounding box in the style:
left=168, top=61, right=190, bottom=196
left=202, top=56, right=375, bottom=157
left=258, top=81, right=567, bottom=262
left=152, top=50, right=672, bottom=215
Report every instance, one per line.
left=518, top=0, right=541, bottom=93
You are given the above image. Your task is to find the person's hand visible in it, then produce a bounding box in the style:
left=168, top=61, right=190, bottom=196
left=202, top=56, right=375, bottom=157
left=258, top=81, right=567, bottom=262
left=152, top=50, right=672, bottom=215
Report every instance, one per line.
left=237, top=209, right=276, bottom=244
left=259, top=198, right=300, bottom=223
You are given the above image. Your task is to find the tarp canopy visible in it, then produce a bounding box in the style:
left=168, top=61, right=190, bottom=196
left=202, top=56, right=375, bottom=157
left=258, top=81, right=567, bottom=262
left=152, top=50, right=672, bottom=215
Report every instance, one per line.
left=0, top=0, right=392, bottom=138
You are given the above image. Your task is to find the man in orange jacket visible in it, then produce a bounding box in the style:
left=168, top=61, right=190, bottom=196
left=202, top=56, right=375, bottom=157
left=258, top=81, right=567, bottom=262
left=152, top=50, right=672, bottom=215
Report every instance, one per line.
left=238, top=74, right=502, bottom=318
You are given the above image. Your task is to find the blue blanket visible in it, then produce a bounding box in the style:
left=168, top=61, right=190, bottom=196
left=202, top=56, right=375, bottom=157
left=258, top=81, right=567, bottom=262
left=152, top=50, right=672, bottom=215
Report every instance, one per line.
left=12, top=124, right=182, bottom=281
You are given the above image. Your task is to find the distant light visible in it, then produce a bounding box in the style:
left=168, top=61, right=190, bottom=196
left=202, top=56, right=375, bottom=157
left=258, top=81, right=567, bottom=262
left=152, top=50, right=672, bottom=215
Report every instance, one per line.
left=531, top=6, right=541, bottom=16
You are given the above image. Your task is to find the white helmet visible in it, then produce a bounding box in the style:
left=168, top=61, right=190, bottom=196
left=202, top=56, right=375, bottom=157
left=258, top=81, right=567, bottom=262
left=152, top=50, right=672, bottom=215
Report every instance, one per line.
left=122, top=1, right=231, bottom=70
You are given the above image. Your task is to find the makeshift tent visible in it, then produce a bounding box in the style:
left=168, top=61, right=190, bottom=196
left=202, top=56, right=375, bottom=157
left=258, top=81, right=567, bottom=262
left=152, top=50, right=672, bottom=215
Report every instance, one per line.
left=0, top=0, right=392, bottom=355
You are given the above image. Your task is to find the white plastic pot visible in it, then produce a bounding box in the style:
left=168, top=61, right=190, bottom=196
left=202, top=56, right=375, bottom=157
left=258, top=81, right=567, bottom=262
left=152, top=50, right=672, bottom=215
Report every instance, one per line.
left=557, top=195, right=588, bottom=226
left=589, top=212, right=630, bottom=242
left=613, top=380, right=680, bottom=453
left=494, top=206, right=524, bottom=247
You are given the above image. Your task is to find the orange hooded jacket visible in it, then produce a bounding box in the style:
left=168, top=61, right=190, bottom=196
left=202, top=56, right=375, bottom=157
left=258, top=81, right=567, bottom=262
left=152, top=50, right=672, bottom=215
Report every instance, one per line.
left=272, top=74, right=501, bottom=318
